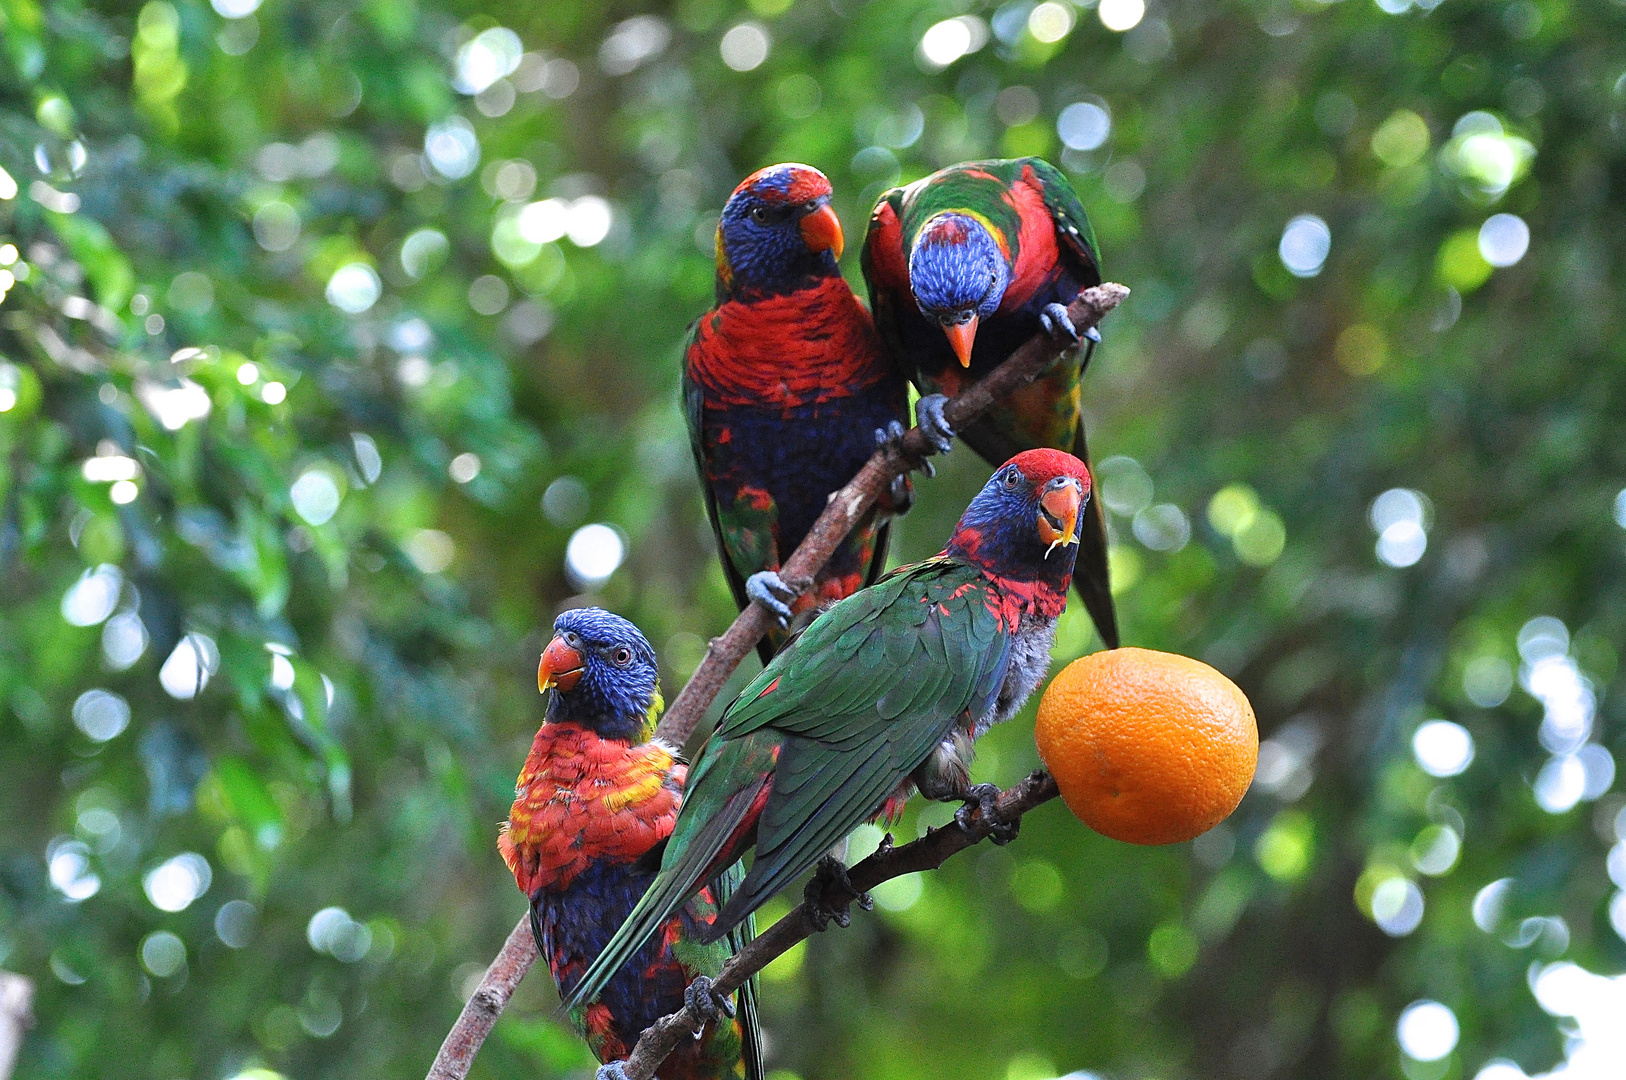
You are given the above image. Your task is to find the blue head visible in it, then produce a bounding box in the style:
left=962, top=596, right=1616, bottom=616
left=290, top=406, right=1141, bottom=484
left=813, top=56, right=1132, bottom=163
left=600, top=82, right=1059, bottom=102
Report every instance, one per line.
left=537, top=607, right=662, bottom=742
left=946, top=449, right=1089, bottom=598
left=908, top=212, right=1010, bottom=367
left=715, top=163, right=845, bottom=300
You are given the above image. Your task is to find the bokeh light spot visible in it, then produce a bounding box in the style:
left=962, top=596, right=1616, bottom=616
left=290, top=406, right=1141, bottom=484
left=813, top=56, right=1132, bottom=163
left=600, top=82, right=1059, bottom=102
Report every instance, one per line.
left=1478, top=213, right=1530, bottom=267
left=720, top=23, right=770, bottom=71
left=1279, top=214, right=1331, bottom=277
left=143, top=852, right=212, bottom=912
left=1098, top=0, right=1145, bottom=32
left=1413, top=721, right=1474, bottom=777
left=565, top=523, right=626, bottom=587
left=1397, top=1000, right=1458, bottom=1061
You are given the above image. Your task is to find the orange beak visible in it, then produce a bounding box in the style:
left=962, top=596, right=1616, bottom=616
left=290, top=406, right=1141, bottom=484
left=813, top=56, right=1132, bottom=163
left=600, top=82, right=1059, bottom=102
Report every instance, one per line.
left=799, top=203, right=844, bottom=260
left=1037, top=480, right=1083, bottom=556
left=538, top=635, right=583, bottom=694
left=943, top=316, right=978, bottom=368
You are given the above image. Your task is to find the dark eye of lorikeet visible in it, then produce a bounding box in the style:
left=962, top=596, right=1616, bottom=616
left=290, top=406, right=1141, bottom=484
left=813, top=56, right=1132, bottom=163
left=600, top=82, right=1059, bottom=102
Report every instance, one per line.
left=1003, top=467, right=1021, bottom=489
left=610, top=646, right=633, bottom=667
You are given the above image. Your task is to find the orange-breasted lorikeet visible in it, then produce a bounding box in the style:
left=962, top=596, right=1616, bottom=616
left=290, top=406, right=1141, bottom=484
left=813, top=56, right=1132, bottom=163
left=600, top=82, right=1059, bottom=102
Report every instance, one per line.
left=685, top=163, right=912, bottom=662
left=562, top=449, right=1091, bottom=1013
left=861, top=156, right=1119, bottom=649
left=499, top=608, right=763, bottom=1080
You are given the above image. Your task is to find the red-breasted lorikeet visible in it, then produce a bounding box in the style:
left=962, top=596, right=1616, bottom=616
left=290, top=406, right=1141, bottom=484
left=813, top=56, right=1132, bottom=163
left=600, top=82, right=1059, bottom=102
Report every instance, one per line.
left=861, top=156, right=1119, bottom=649
left=562, top=449, right=1091, bottom=1015
left=685, top=163, right=913, bottom=662
left=500, top=607, right=762, bottom=1080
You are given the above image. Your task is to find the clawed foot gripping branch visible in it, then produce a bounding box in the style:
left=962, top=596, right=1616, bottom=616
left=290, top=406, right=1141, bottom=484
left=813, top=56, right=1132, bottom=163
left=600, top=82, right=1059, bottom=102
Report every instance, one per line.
left=424, top=282, right=1127, bottom=1080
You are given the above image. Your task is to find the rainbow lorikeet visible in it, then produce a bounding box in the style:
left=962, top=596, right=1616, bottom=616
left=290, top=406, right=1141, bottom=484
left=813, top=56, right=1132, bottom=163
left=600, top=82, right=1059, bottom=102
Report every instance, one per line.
left=685, top=163, right=914, bottom=663
left=563, top=449, right=1090, bottom=1013
left=861, top=156, right=1119, bottom=649
left=499, top=608, right=762, bottom=1080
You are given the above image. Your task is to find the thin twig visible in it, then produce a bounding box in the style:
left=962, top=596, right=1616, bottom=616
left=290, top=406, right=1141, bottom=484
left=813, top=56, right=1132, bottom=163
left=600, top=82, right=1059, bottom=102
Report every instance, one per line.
left=617, top=773, right=1060, bottom=1080
left=423, top=282, right=1126, bottom=1080
left=425, top=918, right=539, bottom=1080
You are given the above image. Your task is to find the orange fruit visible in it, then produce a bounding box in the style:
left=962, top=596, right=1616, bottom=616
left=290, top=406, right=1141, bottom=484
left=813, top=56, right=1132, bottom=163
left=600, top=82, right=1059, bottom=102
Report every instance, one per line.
left=1035, top=647, right=1258, bottom=845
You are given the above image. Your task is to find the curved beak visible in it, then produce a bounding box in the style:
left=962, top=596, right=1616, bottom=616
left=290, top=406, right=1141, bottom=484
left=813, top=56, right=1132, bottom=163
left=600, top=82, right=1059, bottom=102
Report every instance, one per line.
left=799, top=203, right=844, bottom=260
left=538, top=635, right=583, bottom=694
left=1037, top=479, right=1084, bottom=557
left=943, top=316, right=978, bottom=368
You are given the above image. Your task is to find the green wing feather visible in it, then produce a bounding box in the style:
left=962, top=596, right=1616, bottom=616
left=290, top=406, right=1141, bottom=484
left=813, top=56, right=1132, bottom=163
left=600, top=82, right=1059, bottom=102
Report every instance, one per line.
left=563, top=558, right=1011, bottom=1012
left=706, top=559, right=1011, bottom=929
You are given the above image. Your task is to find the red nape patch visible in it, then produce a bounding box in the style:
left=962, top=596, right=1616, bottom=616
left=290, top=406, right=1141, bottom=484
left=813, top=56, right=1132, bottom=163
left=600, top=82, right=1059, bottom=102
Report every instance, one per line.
left=1007, top=448, right=1090, bottom=492
left=918, top=215, right=971, bottom=247
left=734, top=163, right=832, bottom=206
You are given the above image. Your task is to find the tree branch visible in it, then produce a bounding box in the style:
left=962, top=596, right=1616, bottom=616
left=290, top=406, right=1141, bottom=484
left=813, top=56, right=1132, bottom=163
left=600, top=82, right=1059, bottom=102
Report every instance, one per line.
left=424, top=918, right=540, bottom=1080
left=423, top=282, right=1125, bottom=1080
left=617, top=772, right=1060, bottom=1080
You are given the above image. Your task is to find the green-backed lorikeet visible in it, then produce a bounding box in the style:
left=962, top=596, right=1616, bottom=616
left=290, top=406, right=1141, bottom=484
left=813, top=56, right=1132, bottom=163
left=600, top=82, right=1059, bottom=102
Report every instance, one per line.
left=500, top=607, right=763, bottom=1080
left=561, top=449, right=1091, bottom=1016
left=685, top=163, right=913, bottom=663
left=861, top=156, right=1119, bottom=649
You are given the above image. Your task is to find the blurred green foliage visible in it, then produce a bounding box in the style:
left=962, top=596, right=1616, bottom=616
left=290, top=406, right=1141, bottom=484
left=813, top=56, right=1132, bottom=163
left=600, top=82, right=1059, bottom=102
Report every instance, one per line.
left=2, top=1, right=1625, bottom=1079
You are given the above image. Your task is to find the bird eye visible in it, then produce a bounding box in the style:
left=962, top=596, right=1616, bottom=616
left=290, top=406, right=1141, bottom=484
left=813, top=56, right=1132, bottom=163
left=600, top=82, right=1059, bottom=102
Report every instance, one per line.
left=563, top=631, right=580, bottom=647
left=750, top=206, right=772, bottom=224
left=1003, top=469, right=1020, bottom=489
left=612, top=647, right=633, bottom=667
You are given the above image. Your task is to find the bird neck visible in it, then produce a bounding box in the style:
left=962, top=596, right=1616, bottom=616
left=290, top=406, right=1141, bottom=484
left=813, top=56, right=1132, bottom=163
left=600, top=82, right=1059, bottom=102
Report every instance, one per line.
left=544, top=683, right=663, bottom=744
left=944, top=528, right=1075, bottom=620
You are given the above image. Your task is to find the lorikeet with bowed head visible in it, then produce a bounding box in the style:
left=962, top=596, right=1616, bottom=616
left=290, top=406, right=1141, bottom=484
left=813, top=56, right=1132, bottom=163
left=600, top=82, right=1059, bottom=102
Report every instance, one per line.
left=861, top=157, right=1119, bottom=649
left=685, top=162, right=912, bottom=662
left=499, top=608, right=762, bottom=1080
left=563, top=450, right=1090, bottom=1012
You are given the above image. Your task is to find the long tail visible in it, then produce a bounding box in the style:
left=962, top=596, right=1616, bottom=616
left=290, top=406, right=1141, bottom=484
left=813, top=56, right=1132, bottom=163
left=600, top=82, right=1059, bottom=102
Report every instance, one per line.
left=715, top=862, right=765, bottom=1080
left=1071, top=419, right=1119, bottom=649
left=559, top=778, right=767, bottom=1014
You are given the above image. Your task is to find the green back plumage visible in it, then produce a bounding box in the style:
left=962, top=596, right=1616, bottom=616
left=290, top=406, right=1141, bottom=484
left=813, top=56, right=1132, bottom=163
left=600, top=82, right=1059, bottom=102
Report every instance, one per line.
left=562, top=557, right=1013, bottom=1015
left=883, top=157, right=1099, bottom=273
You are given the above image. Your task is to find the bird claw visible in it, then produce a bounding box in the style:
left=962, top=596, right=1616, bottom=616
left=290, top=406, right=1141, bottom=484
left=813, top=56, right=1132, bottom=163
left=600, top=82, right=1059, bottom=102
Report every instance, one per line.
left=596, top=1064, right=632, bottom=1080
left=874, top=420, right=908, bottom=450
left=745, top=571, right=795, bottom=627
left=1039, top=303, right=1082, bottom=345
left=954, top=783, right=1019, bottom=845
left=914, top=394, right=955, bottom=455
left=803, top=854, right=872, bottom=932
left=684, top=975, right=735, bottom=1025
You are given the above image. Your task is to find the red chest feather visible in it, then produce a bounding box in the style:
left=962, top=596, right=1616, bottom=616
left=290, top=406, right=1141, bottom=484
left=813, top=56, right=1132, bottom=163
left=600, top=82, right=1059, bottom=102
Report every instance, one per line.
left=686, top=277, right=891, bottom=409
left=500, top=725, right=683, bottom=896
